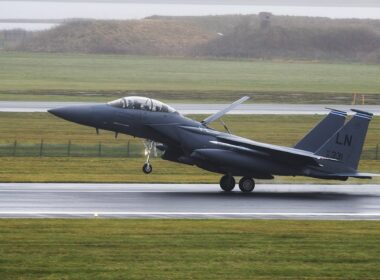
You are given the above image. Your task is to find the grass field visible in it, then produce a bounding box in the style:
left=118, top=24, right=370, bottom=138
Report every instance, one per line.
left=1, top=112, right=379, bottom=147
left=1, top=52, right=380, bottom=103
left=1, top=157, right=379, bottom=184
left=0, top=112, right=379, bottom=183
left=0, top=219, right=380, bottom=279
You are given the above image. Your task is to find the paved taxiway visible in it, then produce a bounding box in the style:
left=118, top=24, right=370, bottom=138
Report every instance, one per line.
left=1, top=101, right=380, bottom=115
left=1, top=183, right=380, bottom=219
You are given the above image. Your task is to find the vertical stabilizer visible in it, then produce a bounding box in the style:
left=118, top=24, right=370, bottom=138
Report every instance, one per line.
left=294, top=108, right=347, bottom=152
left=315, top=109, right=373, bottom=170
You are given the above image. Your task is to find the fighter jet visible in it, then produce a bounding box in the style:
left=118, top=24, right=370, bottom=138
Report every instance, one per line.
left=49, top=96, right=379, bottom=192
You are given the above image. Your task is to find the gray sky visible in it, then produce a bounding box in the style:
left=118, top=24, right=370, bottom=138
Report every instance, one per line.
left=2, top=0, right=380, bottom=7
left=1, top=0, right=380, bottom=31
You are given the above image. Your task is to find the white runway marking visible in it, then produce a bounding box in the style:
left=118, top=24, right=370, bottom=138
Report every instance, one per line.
left=1, top=212, right=380, bottom=220
left=1, top=211, right=380, bottom=216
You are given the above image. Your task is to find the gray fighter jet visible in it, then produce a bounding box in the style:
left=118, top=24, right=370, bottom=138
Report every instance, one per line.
left=49, top=96, right=379, bottom=192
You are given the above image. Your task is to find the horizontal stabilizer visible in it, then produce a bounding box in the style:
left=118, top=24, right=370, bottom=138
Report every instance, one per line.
left=202, top=96, right=250, bottom=125
left=330, top=172, right=380, bottom=179
left=215, top=135, right=339, bottom=167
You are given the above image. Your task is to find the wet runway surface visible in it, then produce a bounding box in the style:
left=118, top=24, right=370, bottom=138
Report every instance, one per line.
left=1, top=183, right=380, bottom=219
left=1, top=101, right=380, bottom=115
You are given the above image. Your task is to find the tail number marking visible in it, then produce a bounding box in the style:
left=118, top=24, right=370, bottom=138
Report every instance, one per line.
left=326, top=150, right=343, bottom=160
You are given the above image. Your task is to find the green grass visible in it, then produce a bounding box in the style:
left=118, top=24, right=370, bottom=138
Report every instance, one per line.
left=0, top=113, right=379, bottom=183
left=1, top=112, right=379, bottom=147
left=0, top=157, right=379, bottom=184
left=0, top=157, right=218, bottom=183
left=1, top=52, right=380, bottom=103
left=0, top=219, right=380, bottom=279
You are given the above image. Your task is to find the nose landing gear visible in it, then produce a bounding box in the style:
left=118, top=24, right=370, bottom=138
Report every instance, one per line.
left=142, top=140, right=156, bottom=174
left=142, top=162, right=153, bottom=174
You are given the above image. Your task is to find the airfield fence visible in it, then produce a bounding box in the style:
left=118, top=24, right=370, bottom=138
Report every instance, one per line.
left=0, top=140, right=379, bottom=160
left=0, top=140, right=150, bottom=158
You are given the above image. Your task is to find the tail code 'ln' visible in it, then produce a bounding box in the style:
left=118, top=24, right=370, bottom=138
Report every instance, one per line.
left=315, top=109, right=373, bottom=170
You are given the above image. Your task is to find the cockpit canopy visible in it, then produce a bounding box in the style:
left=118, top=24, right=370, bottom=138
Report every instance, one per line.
left=108, top=96, right=177, bottom=113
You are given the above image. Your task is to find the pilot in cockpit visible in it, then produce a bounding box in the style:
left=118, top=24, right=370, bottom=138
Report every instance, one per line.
left=108, top=96, right=177, bottom=113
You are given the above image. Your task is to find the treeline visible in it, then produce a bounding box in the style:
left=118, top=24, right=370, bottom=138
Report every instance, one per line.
left=193, top=17, right=380, bottom=62
left=2, top=14, right=380, bottom=63
left=3, top=19, right=214, bottom=55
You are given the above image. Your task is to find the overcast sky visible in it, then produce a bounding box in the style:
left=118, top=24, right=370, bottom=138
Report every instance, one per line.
left=2, top=0, right=380, bottom=7
left=1, top=0, right=380, bottom=31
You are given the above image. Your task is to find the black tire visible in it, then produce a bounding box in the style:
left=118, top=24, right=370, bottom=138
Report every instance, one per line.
left=220, top=175, right=235, bottom=192
left=142, top=163, right=152, bottom=174
left=239, top=177, right=255, bottom=193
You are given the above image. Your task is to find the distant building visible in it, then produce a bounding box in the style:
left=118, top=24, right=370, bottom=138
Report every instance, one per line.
left=259, top=12, right=272, bottom=29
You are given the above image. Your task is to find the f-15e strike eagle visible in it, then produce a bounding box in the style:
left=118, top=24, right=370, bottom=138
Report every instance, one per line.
left=49, top=96, right=379, bottom=192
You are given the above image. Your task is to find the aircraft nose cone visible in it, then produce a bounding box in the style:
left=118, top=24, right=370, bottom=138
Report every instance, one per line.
left=48, top=106, right=81, bottom=120
left=48, top=105, right=95, bottom=125
left=48, top=107, right=69, bottom=118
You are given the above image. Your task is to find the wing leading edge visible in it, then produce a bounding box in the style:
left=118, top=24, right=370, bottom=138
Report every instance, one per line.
left=328, top=172, right=380, bottom=179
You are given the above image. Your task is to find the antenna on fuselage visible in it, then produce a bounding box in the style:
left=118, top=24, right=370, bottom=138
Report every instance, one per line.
left=219, top=118, right=231, bottom=134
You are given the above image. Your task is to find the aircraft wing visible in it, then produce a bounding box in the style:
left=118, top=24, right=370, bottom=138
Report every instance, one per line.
left=215, top=134, right=338, bottom=166
left=202, top=96, right=250, bottom=125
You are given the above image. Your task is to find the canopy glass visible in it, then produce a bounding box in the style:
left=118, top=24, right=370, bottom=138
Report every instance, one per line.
left=108, top=96, right=177, bottom=113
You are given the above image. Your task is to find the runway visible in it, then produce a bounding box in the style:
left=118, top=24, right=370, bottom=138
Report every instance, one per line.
left=1, top=183, right=380, bottom=219
left=1, top=101, right=380, bottom=115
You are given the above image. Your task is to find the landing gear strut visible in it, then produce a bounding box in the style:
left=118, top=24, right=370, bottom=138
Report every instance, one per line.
left=239, top=177, right=255, bottom=193
left=142, top=140, right=155, bottom=174
left=219, top=174, right=235, bottom=192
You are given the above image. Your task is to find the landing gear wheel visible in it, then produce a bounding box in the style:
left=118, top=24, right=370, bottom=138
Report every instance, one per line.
left=142, top=163, right=152, bottom=174
left=239, top=177, right=255, bottom=193
left=220, top=175, right=236, bottom=192
left=142, top=139, right=156, bottom=174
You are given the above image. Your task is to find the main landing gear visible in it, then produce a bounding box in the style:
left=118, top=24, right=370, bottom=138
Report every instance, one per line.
left=238, top=177, right=255, bottom=193
left=219, top=175, right=255, bottom=192
left=220, top=175, right=236, bottom=192
left=142, top=140, right=155, bottom=174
